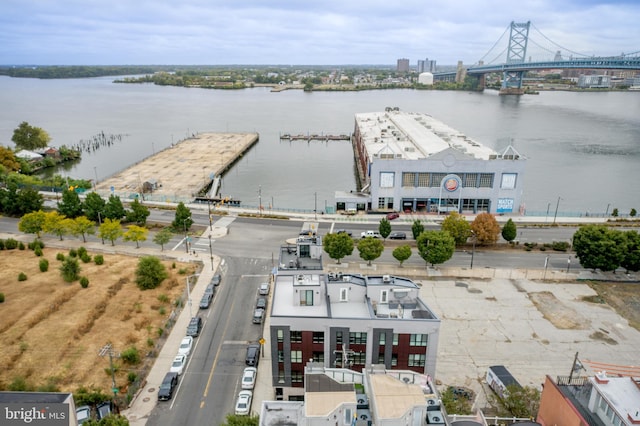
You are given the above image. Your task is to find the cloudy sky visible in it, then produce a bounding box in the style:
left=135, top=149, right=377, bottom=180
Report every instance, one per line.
left=1, top=0, right=638, bottom=66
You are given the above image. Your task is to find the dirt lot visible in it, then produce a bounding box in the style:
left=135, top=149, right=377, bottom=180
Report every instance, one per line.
left=0, top=246, right=194, bottom=397
left=586, top=281, right=640, bottom=331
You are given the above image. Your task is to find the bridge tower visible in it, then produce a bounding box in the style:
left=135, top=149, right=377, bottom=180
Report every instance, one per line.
left=500, top=21, right=530, bottom=95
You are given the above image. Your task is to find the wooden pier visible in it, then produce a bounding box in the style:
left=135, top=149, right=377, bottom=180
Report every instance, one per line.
left=280, top=133, right=351, bottom=142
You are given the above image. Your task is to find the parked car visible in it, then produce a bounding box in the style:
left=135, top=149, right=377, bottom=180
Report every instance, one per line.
left=389, top=231, right=407, bottom=240
left=245, top=343, right=260, bottom=366
left=157, top=372, right=179, bottom=401
left=386, top=212, right=400, bottom=220
left=335, top=229, right=352, bottom=236
left=178, top=336, right=193, bottom=357
left=360, top=230, right=382, bottom=238
left=211, top=274, right=221, bottom=286
left=256, top=297, right=267, bottom=310
left=170, top=354, right=187, bottom=375
left=204, top=283, right=215, bottom=296
left=235, top=390, right=253, bottom=415
left=186, top=316, right=202, bottom=337
left=199, top=292, right=213, bottom=309
left=241, top=367, right=257, bottom=390
left=259, top=282, right=270, bottom=295
left=76, top=405, right=91, bottom=424
left=96, top=401, right=114, bottom=420
left=252, top=308, right=264, bottom=324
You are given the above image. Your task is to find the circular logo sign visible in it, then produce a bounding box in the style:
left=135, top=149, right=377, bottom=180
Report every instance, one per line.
left=444, top=177, right=459, bottom=192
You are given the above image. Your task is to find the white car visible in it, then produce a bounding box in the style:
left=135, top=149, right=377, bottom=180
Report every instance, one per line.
left=235, top=390, right=253, bottom=415
left=241, top=367, right=257, bottom=390
left=178, top=336, right=193, bottom=357
left=259, top=282, right=270, bottom=295
left=170, top=354, right=186, bottom=375
left=360, top=230, right=382, bottom=238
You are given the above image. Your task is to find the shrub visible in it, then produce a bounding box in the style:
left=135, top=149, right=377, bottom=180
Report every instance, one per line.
left=5, top=238, right=18, bottom=250
left=552, top=241, right=571, bottom=252
left=94, top=254, right=104, bottom=265
left=79, top=277, right=89, bottom=288
left=68, top=248, right=77, bottom=258
left=120, top=346, right=140, bottom=365
left=77, top=247, right=88, bottom=259
left=18, top=242, right=25, bottom=250
left=8, top=376, right=32, bottom=391
left=80, top=253, right=92, bottom=263
left=158, top=307, right=166, bottom=315
left=0, top=240, right=4, bottom=250
left=28, top=240, right=45, bottom=251
left=18, top=272, right=27, bottom=281
left=60, top=257, right=81, bottom=282
left=127, top=372, right=138, bottom=384
left=147, top=338, right=154, bottom=347
left=178, top=268, right=187, bottom=275
left=0, top=293, right=5, bottom=303
left=157, top=294, right=170, bottom=304
left=56, top=252, right=65, bottom=261
left=34, top=247, right=43, bottom=257
left=172, top=262, right=176, bottom=269
left=39, top=258, right=49, bottom=272
left=539, top=246, right=546, bottom=251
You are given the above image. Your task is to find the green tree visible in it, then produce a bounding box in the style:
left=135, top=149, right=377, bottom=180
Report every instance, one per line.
left=219, top=414, right=259, bottom=426
left=123, top=225, right=149, bottom=248
left=378, top=218, right=391, bottom=240
left=135, top=256, right=168, bottom=290
left=126, top=198, right=150, bottom=225
left=416, top=230, right=455, bottom=266
left=104, top=194, right=126, bottom=220
left=60, top=257, right=81, bottom=282
left=18, top=210, right=46, bottom=238
left=441, top=212, right=471, bottom=246
left=153, top=227, right=173, bottom=251
left=83, top=192, right=106, bottom=222
left=173, top=202, right=193, bottom=231
left=501, top=218, right=517, bottom=242
left=441, top=387, right=473, bottom=415
left=471, top=212, right=501, bottom=245
left=323, top=232, right=354, bottom=264
left=69, top=216, right=95, bottom=243
left=99, top=218, right=124, bottom=246
left=612, top=207, right=619, bottom=217
left=631, top=208, right=637, bottom=218
left=57, top=189, right=83, bottom=218
left=411, top=219, right=424, bottom=240
left=11, top=121, right=51, bottom=151
left=572, top=225, right=626, bottom=272
left=43, top=211, right=71, bottom=240
left=621, top=230, right=640, bottom=273
left=392, top=245, right=412, bottom=266
left=489, top=384, right=540, bottom=418
left=16, top=187, right=44, bottom=214
left=357, top=237, right=384, bottom=266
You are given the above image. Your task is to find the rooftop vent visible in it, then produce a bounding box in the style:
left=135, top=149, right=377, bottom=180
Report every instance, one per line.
left=382, top=275, right=391, bottom=283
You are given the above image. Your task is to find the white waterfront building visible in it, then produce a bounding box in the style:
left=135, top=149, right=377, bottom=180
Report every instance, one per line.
left=337, top=108, right=526, bottom=215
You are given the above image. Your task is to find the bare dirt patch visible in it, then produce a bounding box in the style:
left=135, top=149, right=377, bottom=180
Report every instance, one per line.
left=587, top=282, right=640, bottom=331
left=0, top=247, right=194, bottom=396
left=529, top=291, right=589, bottom=329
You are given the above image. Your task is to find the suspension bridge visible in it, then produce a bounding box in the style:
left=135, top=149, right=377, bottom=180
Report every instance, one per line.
left=434, top=21, right=640, bottom=95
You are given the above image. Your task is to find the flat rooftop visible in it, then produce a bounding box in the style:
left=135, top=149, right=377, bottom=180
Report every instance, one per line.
left=355, top=110, right=496, bottom=161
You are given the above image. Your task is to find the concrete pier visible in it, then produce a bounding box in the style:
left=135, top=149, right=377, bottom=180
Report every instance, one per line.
left=95, top=132, right=258, bottom=201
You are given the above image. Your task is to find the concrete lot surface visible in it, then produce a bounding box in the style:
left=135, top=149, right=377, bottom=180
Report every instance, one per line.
left=419, top=277, right=640, bottom=406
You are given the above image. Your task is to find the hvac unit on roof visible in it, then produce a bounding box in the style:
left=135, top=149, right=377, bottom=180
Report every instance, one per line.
left=426, top=397, right=439, bottom=407
left=297, top=275, right=304, bottom=282
left=382, top=275, right=391, bottom=283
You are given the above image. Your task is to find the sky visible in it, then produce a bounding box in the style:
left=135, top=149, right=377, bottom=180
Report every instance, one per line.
left=1, top=0, right=638, bottom=66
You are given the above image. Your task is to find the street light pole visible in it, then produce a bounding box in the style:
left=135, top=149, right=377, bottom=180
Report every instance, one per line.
left=186, top=274, right=199, bottom=318
left=93, top=166, right=98, bottom=190
left=208, top=200, right=212, bottom=231
left=183, top=219, right=189, bottom=253
left=208, top=235, right=214, bottom=271
left=258, top=185, right=262, bottom=216
left=546, top=203, right=551, bottom=222
left=552, top=196, right=561, bottom=225
left=605, top=203, right=611, bottom=217
left=97, top=212, right=104, bottom=244
left=470, top=232, right=476, bottom=269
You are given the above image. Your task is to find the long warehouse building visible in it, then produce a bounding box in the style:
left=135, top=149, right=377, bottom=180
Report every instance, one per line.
left=336, top=108, right=526, bottom=215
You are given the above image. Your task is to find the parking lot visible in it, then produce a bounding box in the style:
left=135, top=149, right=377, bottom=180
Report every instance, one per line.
left=419, top=277, right=640, bottom=407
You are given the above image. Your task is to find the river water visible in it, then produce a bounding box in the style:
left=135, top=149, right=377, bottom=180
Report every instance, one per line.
left=1, top=76, right=639, bottom=216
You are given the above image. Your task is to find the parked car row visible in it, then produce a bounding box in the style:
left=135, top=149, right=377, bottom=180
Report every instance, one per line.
left=235, top=344, right=261, bottom=415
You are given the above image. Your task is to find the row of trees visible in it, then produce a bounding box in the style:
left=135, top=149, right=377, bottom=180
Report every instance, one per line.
left=324, top=213, right=512, bottom=267
left=573, top=225, right=640, bottom=272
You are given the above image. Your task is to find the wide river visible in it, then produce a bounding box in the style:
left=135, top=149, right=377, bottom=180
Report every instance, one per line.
left=1, top=76, right=639, bottom=216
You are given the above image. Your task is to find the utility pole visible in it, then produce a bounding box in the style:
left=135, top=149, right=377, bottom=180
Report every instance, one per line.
left=99, top=343, right=119, bottom=398
left=208, top=235, right=214, bottom=271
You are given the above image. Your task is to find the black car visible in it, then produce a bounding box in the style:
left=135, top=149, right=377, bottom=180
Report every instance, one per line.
left=199, top=293, right=213, bottom=309
left=255, top=297, right=267, bottom=310
left=186, top=316, right=203, bottom=337
left=335, top=229, right=352, bottom=236
left=245, top=344, right=260, bottom=366
left=158, top=372, right=179, bottom=401
left=389, top=231, right=407, bottom=240
left=211, top=274, right=222, bottom=286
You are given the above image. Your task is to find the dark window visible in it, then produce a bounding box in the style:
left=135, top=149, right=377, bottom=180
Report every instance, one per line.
left=312, top=332, right=324, bottom=343
left=290, top=331, right=302, bottom=343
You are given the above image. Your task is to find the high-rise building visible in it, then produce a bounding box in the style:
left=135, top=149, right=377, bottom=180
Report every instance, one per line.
left=396, top=58, right=410, bottom=73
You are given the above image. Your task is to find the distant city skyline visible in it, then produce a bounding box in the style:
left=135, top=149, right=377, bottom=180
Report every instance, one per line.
left=1, top=0, right=638, bottom=66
